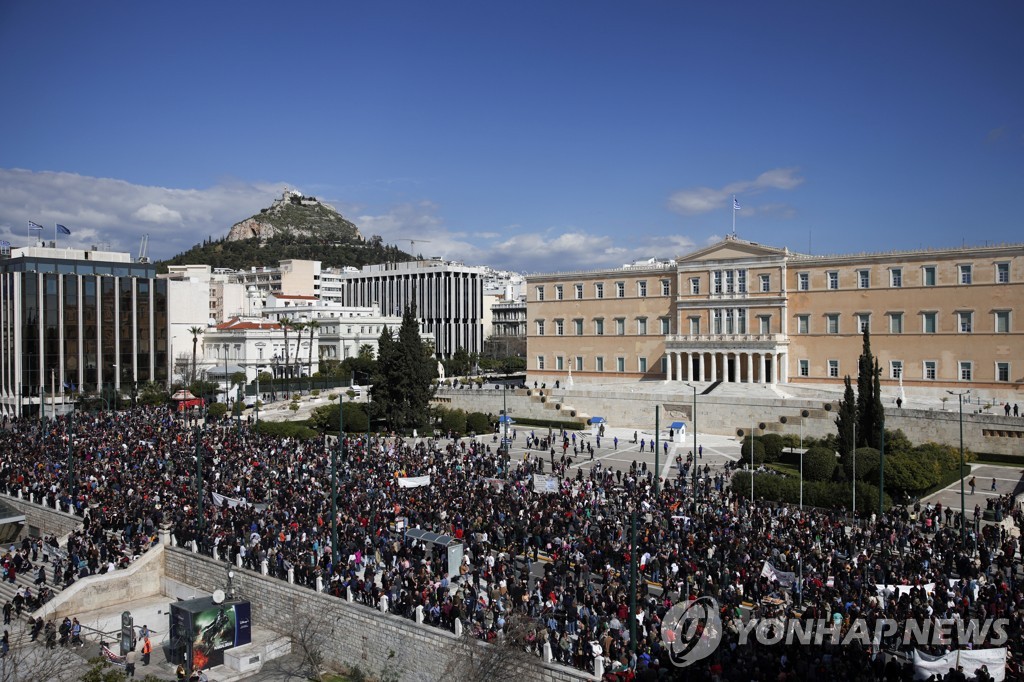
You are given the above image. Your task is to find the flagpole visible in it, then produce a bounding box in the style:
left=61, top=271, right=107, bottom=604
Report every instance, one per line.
left=732, top=195, right=737, bottom=237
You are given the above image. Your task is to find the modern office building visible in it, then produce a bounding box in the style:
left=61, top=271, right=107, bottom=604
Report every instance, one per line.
left=526, top=237, right=1024, bottom=399
left=0, top=244, right=168, bottom=417
left=335, top=259, right=485, bottom=359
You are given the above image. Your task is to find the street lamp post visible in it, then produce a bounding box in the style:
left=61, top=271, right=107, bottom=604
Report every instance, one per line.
left=255, top=366, right=264, bottom=425
left=878, top=411, right=886, bottom=518
left=800, top=410, right=809, bottom=510
left=195, top=426, right=204, bottom=546
left=272, top=354, right=280, bottom=402
left=684, top=383, right=698, bottom=498
left=332, top=392, right=344, bottom=568
left=67, top=407, right=75, bottom=505
left=654, top=405, right=660, bottom=494
left=628, top=506, right=637, bottom=659
left=948, top=389, right=970, bottom=544
left=750, top=420, right=755, bottom=503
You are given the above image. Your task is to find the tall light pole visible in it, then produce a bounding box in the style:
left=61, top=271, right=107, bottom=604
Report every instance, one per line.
left=255, top=365, right=263, bottom=425
left=878, top=411, right=886, bottom=518
left=852, top=420, right=857, bottom=516
left=628, top=505, right=637, bottom=658
left=948, top=389, right=970, bottom=544
left=684, top=383, right=698, bottom=498
left=195, top=426, right=204, bottom=545
left=654, top=405, right=660, bottom=494
left=67, top=407, right=75, bottom=502
left=332, top=392, right=344, bottom=568
left=750, top=420, right=755, bottom=503
left=799, top=409, right=809, bottom=510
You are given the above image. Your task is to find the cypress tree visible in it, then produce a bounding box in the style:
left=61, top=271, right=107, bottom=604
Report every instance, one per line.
left=856, top=329, right=877, bottom=448
left=835, top=374, right=857, bottom=469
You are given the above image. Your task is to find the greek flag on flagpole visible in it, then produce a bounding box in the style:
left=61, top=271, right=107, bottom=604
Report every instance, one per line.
left=733, top=197, right=741, bottom=211
left=0, top=241, right=10, bottom=248
left=56, top=224, right=71, bottom=235
left=28, top=221, right=44, bottom=231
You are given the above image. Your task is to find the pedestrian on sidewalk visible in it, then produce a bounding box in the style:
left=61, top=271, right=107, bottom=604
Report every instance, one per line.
left=969, top=477, right=976, bottom=495
left=991, top=477, right=997, bottom=492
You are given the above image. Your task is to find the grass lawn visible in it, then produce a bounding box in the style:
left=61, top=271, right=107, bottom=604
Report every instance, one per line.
left=766, top=462, right=799, bottom=477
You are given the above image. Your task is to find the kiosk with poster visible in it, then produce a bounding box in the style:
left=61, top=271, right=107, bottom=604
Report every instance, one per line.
left=169, top=595, right=251, bottom=672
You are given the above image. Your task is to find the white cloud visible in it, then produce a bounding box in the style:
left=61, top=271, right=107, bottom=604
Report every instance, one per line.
left=0, top=168, right=285, bottom=256
left=133, top=203, right=183, bottom=224
left=0, top=168, right=706, bottom=274
left=668, top=167, right=804, bottom=216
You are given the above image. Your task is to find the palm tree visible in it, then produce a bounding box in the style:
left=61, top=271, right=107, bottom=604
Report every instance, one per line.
left=188, top=326, right=205, bottom=385
left=307, top=319, right=321, bottom=380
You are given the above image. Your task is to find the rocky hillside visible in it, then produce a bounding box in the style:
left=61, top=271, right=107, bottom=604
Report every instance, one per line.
left=227, top=190, right=362, bottom=243
left=158, top=190, right=410, bottom=272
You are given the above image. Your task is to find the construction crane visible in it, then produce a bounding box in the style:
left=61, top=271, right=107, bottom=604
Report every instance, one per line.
left=395, top=238, right=431, bottom=259
left=137, top=234, right=150, bottom=263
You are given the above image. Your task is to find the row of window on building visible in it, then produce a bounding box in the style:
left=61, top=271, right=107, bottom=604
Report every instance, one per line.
left=536, top=262, right=1013, bottom=301
left=795, top=310, right=1012, bottom=335
left=536, top=279, right=672, bottom=301
left=535, top=354, right=664, bottom=374
left=805, top=358, right=1012, bottom=383
left=536, top=316, right=674, bottom=336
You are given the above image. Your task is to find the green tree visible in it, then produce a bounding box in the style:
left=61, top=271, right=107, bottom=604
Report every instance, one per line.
left=207, top=402, right=229, bottom=420
left=835, top=374, right=857, bottom=468
left=137, top=381, right=170, bottom=406
left=803, top=446, right=838, bottom=481
left=447, top=348, right=472, bottom=378
left=856, top=329, right=884, bottom=449
left=372, top=304, right=437, bottom=433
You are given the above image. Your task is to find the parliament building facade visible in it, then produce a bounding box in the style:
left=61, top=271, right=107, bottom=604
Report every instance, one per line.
left=526, top=237, right=1023, bottom=399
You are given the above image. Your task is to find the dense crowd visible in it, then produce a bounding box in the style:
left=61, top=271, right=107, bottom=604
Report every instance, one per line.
left=0, top=406, right=1021, bottom=681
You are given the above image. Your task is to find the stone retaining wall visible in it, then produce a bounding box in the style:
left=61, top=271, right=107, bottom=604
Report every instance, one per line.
left=436, top=387, right=1024, bottom=457
left=164, top=547, right=595, bottom=682
left=1, top=493, right=83, bottom=538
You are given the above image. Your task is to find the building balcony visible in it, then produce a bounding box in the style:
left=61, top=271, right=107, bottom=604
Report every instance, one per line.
left=665, top=333, right=788, bottom=350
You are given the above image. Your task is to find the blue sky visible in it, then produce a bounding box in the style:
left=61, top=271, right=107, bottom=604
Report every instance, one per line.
left=1, top=1, right=1021, bottom=272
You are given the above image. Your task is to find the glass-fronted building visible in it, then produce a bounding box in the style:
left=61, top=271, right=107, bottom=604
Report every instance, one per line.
left=0, top=245, right=168, bottom=417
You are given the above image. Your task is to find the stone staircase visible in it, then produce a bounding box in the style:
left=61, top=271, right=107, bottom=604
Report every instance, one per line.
left=0, top=554, right=69, bottom=614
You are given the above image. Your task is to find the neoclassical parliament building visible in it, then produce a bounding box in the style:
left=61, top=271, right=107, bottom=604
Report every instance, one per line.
left=526, top=237, right=1023, bottom=399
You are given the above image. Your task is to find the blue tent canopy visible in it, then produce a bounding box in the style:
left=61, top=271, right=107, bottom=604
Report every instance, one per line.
left=589, top=417, right=606, bottom=424
left=669, top=421, right=685, bottom=429
left=498, top=415, right=515, bottom=423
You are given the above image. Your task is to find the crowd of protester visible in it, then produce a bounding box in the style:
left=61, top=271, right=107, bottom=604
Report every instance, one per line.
left=0, top=405, right=1021, bottom=681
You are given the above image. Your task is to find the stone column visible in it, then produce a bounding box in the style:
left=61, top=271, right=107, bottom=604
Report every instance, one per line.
left=698, top=353, right=705, bottom=382
left=746, top=353, right=754, bottom=384
left=675, top=353, right=683, bottom=382
left=709, top=353, right=717, bottom=383
left=759, top=354, right=766, bottom=384
left=778, top=352, right=787, bottom=383
left=769, top=355, right=776, bottom=385
left=682, top=352, right=690, bottom=381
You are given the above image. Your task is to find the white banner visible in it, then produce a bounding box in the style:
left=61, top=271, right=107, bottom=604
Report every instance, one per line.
left=760, top=561, right=797, bottom=588
left=913, top=648, right=1005, bottom=681
left=397, top=475, right=431, bottom=489
left=876, top=583, right=935, bottom=599
left=211, top=492, right=268, bottom=512
left=532, top=474, right=559, bottom=494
